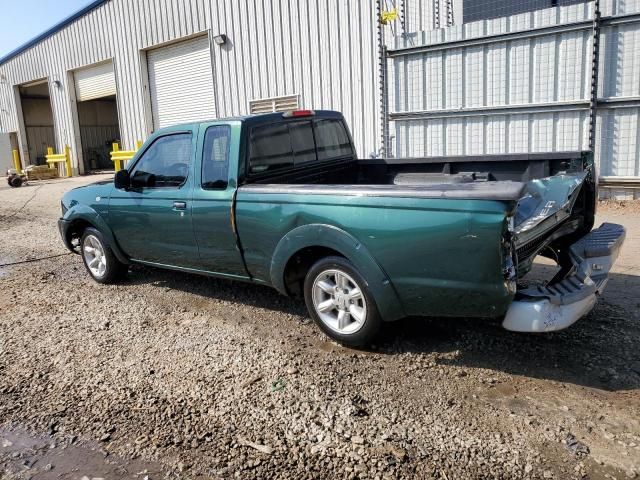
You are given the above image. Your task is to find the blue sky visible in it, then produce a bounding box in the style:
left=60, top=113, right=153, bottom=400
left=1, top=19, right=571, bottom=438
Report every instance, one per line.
left=0, top=0, right=94, bottom=57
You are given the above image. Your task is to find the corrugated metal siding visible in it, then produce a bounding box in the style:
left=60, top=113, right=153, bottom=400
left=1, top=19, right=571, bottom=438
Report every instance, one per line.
left=25, top=126, right=55, bottom=164
left=74, top=61, right=116, bottom=101
left=391, top=0, right=640, bottom=198
left=0, top=133, right=13, bottom=171
left=0, top=0, right=381, bottom=168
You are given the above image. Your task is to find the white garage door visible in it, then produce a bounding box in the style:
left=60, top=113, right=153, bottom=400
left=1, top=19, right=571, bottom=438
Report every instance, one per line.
left=147, top=36, right=216, bottom=129
left=74, top=61, right=117, bottom=102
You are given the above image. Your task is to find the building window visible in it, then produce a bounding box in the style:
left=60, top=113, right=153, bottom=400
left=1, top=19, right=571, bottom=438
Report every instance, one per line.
left=249, top=94, right=299, bottom=114
left=463, top=0, right=585, bottom=23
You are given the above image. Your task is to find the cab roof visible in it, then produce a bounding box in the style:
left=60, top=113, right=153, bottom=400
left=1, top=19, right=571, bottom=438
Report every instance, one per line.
left=155, top=110, right=345, bottom=133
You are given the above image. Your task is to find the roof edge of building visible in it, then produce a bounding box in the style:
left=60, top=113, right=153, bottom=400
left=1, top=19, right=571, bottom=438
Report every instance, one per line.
left=0, top=0, right=108, bottom=67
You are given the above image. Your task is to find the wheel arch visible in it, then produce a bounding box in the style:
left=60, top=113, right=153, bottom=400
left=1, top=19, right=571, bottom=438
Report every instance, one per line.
left=270, top=224, right=405, bottom=322
left=63, top=206, right=129, bottom=264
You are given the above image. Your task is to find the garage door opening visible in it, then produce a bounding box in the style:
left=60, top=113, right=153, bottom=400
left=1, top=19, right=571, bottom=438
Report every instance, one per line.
left=77, top=96, right=120, bottom=171
left=18, top=80, right=55, bottom=166
left=73, top=61, right=121, bottom=172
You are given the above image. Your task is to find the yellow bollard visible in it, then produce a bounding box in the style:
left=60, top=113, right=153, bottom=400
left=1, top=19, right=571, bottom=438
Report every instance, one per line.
left=111, top=141, right=142, bottom=171
left=12, top=149, right=22, bottom=173
left=46, top=147, right=56, bottom=175
left=112, top=142, right=122, bottom=171
left=45, top=146, right=73, bottom=177
left=64, top=145, right=72, bottom=178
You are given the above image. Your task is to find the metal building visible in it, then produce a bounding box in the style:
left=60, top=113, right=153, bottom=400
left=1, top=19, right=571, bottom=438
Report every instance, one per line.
left=0, top=0, right=382, bottom=174
left=391, top=0, right=640, bottom=198
left=0, top=0, right=638, bottom=198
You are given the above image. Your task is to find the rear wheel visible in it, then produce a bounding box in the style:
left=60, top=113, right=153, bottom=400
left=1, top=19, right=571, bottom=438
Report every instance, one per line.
left=304, top=256, right=382, bottom=347
left=81, top=227, right=127, bottom=284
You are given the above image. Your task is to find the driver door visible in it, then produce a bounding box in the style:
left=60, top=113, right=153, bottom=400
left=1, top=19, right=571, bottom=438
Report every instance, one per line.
left=108, top=128, right=200, bottom=268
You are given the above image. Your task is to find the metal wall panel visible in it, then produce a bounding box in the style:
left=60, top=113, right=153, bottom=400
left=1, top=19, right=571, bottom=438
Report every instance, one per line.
left=0, top=133, right=13, bottom=172
left=391, top=0, right=640, bottom=198
left=25, top=126, right=55, bottom=164
left=0, top=0, right=382, bottom=169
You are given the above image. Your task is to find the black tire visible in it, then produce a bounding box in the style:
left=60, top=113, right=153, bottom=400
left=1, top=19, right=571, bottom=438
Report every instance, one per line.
left=80, top=227, right=127, bottom=284
left=303, top=256, right=382, bottom=347
left=9, top=176, right=23, bottom=188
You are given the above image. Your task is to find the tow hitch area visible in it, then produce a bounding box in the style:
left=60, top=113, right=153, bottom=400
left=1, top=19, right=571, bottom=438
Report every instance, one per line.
left=503, top=223, right=626, bottom=333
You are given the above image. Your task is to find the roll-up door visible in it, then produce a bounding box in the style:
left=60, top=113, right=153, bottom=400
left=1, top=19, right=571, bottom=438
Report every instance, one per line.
left=74, top=61, right=117, bottom=102
left=147, top=36, right=216, bottom=129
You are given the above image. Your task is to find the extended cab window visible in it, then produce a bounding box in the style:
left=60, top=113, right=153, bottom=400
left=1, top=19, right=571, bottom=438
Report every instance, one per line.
left=249, top=121, right=316, bottom=174
left=314, top=119, right=353, bottom=160
left=249, top=123, right=293, bottom=174
left=202, top=125, right=231, bottom=189
left=248, top=118, right=352, bottom=176
left=131, top=133, right=192, bottom=188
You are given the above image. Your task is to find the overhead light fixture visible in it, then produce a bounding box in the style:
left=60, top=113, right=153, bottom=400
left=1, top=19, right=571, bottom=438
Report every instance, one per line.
left=213, top=34, right=227, bottom=46
left=52, top=79, right=62, bottom=88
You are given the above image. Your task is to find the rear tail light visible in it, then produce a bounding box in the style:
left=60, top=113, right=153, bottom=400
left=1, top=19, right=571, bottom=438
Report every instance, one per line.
left=283, top=109, right=315, bottom=118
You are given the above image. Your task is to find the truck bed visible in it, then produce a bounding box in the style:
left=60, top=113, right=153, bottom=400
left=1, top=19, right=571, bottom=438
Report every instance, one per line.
left=240, top=151, right=597, bottom=278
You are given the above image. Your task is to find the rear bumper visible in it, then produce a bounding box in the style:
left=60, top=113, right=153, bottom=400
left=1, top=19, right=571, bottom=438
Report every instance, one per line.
left=503, top=223, right=625, bottom=333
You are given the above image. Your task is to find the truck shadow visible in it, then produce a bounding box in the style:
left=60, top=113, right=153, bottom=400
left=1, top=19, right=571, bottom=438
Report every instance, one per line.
left=380, top=267, right=640, bottom=392
left=124, top=265, right=640, bottom=392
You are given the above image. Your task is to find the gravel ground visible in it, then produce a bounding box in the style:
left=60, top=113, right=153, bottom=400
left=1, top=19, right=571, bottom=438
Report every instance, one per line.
left=0, top=175, right=639, bottom=480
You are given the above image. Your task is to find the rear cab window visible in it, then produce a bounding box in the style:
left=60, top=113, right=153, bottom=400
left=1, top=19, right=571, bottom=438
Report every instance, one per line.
left=247, top=115, right=354, bottom=177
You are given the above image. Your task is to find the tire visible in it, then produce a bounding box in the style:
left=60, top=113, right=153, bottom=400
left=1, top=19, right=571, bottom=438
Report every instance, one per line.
left=9, top=176, right=23, bottom=188
left=80, top=227, right=127, bottom=284
left=303, top=256, right=382, bottom=347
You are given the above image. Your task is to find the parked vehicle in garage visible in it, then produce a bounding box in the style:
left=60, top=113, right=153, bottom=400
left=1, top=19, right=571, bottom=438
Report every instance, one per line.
left=58, top=110, right=625, bottom=346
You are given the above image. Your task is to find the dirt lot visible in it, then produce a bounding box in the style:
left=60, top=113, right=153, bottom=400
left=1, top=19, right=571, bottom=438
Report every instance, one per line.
left=0, top=175, right=639, bottom=480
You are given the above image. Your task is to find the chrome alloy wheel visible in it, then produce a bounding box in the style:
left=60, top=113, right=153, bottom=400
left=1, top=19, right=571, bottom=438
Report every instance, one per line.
left=311, top=269, right=367, bottom=335
left=83, top=234, right=107, bottom=278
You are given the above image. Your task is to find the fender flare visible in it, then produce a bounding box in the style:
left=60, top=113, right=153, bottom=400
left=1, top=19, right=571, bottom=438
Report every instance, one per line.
left=64, top=205, right=130, bottom=264
left=269, top=224, right=405, bottom=322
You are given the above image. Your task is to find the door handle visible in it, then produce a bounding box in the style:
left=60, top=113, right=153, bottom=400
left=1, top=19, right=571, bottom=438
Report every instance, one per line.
left=173, top=201, right=187, bottom=210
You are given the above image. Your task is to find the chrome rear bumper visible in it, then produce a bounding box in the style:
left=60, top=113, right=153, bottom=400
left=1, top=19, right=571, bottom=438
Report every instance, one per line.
left=503, top=223, right=626, bottom=333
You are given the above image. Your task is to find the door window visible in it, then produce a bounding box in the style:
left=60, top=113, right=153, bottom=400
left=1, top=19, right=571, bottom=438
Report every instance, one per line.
left=202, top=126, right=231, bottom=189
left=131, top=133, right=192, bottom=188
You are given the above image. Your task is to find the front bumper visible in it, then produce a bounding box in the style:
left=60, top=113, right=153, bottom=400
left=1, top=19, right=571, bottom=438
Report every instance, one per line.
left=503, top=223, right=626, bottom=332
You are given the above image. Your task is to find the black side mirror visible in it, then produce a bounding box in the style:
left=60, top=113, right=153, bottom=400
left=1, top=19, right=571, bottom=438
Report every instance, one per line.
left=130, top=171, right=156, bottom=188
left=114, top=169, right=130, bottom=190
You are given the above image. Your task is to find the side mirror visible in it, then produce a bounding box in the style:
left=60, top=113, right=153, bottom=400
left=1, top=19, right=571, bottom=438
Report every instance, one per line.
left=114, top=169, right=130, bottom=190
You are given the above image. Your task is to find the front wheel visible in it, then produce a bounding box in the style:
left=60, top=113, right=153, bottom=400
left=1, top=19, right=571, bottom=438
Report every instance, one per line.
left=81, top=227, right=127, bottom=284
left=304, top=256, right=382, bottom=347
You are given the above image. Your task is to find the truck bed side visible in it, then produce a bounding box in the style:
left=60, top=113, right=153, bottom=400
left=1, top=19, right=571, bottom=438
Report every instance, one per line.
left=234, top=187, right=517, bottom=319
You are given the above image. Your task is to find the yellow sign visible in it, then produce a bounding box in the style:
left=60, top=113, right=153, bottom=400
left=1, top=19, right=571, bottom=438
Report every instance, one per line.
left=380, top=9, right=398, bottom=25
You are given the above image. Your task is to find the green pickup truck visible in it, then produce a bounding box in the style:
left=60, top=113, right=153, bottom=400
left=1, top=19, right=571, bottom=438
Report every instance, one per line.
left=59, top=110, right=625, bottom=346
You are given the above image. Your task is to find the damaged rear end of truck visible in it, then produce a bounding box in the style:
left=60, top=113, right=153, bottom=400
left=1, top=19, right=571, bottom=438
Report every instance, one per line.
left=371, top=150, right=625, bottom=333
left=503, top=152, right=625, bottom=332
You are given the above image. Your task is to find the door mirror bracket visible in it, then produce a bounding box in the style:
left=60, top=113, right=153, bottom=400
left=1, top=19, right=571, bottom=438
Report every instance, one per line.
left=114, top=169, right=131, bottom=190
